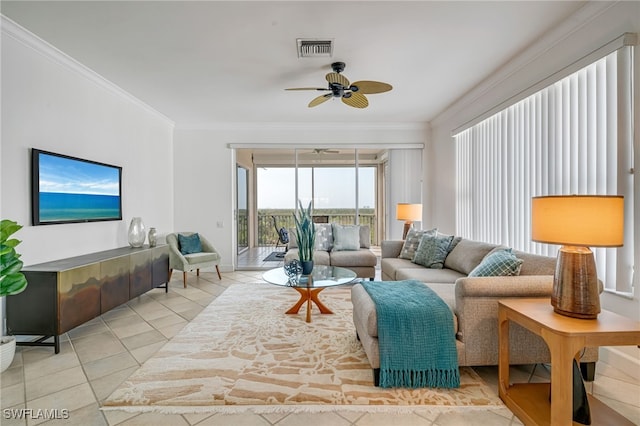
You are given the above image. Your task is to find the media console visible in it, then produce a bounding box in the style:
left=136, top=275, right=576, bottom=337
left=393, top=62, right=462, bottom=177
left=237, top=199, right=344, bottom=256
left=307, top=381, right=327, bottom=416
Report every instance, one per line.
left=6, top=245, right=169, bottom=353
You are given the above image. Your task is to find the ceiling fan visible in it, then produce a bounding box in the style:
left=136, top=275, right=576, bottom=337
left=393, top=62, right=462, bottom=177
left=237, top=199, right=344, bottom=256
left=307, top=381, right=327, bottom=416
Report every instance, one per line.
left=311, top=148, right=339, bottom=154
left=285, top=62, right=392, bottom=109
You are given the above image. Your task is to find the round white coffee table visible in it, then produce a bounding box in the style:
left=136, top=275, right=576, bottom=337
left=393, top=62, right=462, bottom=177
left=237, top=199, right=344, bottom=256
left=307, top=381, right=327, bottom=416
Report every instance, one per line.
left=263, top=265, right=358, bottom=322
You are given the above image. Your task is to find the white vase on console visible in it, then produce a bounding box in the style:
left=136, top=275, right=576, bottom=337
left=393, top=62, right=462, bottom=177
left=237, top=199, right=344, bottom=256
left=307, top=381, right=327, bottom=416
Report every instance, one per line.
left=128, top=217, right=146, bottom=247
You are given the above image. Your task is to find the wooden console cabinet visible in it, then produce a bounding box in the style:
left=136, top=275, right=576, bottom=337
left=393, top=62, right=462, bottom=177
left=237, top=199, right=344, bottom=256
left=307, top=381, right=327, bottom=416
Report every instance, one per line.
left=6, top=245, right=169, bottom=354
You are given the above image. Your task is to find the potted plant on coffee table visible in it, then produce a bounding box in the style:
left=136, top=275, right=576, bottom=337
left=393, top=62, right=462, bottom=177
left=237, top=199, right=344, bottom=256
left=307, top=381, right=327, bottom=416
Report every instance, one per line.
left=1, top=219, right=28, bottom=372
left=293, top=201, right=316, bottom=275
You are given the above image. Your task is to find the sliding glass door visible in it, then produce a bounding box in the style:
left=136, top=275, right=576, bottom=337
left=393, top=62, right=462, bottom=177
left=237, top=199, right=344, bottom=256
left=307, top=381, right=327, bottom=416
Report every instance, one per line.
left=254, top=148, right=381, bottom=246
left=236, top=165, right=249, bottom=254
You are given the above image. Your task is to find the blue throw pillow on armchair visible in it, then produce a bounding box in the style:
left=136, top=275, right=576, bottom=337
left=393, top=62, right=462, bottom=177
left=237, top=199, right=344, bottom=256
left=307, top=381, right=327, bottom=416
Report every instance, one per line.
left=178, top=233, right=202, bottom=255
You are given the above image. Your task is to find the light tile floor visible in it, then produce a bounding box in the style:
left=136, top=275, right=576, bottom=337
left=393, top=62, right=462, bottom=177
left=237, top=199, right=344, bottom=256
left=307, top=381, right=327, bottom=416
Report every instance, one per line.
left=1, top=270, right=638, bottom=426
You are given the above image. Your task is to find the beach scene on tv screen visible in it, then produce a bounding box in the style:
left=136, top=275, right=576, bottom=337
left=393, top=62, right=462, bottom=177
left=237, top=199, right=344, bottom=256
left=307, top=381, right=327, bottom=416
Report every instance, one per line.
left=39, top=153, right=121, bottom=222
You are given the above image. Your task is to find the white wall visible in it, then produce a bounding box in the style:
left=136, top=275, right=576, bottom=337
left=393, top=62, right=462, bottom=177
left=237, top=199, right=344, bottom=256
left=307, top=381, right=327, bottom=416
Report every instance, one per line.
left=173, top=123, right=427, bottom=270
left=0, top=20, right=175, bottom=266
left=428, top=2, right=640, bottom=366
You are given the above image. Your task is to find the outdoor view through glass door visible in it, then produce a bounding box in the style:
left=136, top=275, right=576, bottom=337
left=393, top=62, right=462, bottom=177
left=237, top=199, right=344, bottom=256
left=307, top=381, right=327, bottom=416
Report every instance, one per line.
left=255, top=148, right=382, bottom=247
left=236, top=165, right=248, bottom=254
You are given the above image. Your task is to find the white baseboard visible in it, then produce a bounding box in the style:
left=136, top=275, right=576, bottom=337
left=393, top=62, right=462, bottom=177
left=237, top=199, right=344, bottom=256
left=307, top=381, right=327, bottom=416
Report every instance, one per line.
left=599, top=346, right=640, bottom=381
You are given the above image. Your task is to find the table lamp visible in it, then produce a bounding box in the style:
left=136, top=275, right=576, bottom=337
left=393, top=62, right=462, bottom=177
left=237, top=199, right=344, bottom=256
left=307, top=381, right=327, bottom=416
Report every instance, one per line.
left=531, top=195, right=624, bottom=319
left=396, top=203, right=422, bottom=239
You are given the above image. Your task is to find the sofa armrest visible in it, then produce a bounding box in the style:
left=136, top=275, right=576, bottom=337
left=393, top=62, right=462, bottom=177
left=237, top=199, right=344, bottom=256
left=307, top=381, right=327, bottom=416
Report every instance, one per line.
left=455, top=275, right=553, bottom=299
left=381, top=240, right=404, bottom=259
left=453, top=275, right=556, bottom=366
left=168, top=244, right=188, bottom=270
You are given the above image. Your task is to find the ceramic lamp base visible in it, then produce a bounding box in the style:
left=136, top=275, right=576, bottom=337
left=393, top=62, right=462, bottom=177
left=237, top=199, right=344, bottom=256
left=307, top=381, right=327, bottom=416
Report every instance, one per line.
left=552, top=246, right=601, bottom=319
left=402, top=222, right=412, bottom=240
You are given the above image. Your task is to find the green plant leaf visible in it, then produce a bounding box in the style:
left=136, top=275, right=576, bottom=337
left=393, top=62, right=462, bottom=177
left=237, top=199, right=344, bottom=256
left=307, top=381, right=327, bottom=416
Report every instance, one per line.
left=0, top=219, right=27, bottom=296
left=1, top=257, right=23, bottom=276
left=0, top=273, right=28, bottom=296
left=4, top=238, right=20, bottom=248
left=0, top=220, right=22, bottom=244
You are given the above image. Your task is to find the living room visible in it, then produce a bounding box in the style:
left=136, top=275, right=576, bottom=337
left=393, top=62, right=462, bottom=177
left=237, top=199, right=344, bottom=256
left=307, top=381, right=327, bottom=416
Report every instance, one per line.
left=1, top=1, right=639, bottom=425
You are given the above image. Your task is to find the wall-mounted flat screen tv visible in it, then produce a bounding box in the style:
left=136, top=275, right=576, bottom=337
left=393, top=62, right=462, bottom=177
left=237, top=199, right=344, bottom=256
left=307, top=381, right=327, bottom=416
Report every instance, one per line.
left=32, top=149, right=123, bottom=225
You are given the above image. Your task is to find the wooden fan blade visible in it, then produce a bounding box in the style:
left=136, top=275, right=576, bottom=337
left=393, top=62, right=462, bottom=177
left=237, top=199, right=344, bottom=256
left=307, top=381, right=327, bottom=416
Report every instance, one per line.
left=351, top=81, right=393, bottom=94
left=285, top=87, right=329, bottom=91
left=308, top=94, right=332, bottom=108
left=342, top=93, right=368, bottom=109
left=326, top=72, right=350, bottom=87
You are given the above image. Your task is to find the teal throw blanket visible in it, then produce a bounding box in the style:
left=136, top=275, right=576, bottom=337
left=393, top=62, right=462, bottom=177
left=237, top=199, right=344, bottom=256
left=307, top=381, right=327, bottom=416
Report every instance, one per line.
left=362, top=280, right=460, bottom=389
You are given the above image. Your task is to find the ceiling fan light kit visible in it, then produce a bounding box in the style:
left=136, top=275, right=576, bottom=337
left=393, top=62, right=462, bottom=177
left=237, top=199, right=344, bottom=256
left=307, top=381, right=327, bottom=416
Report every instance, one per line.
left=285, top=62, right=392, bottom=109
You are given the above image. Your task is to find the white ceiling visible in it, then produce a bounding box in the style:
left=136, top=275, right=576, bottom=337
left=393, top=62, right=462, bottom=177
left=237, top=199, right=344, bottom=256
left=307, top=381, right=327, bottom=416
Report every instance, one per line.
left=2, top=1, right=586, bottom=126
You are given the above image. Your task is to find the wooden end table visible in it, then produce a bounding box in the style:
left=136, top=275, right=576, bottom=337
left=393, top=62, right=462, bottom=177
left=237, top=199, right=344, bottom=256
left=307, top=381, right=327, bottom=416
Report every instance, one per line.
left=498, top=298, right=640, bottom=426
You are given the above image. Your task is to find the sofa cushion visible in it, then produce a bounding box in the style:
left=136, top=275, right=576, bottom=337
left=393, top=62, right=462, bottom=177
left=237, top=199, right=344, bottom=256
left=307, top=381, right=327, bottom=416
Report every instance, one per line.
left=399, top=228, right=437, bottom=260
left=380, top=257, right=423, bottom=280
left=284, top=249, right=330, bottom=265
left=330, top=249, right=377, bottom=267
left=314, top=223, right=333, bottom=251
left=443, top=239, right=497, bottom=275
left=359, top=225, right=371, bottom=249
left=468, top=248, right=524, bottom=277
left=331, top=224, right=360, bottom=251
left=184, top=251, right=219, bottom=265
left=396, top=267, right=466, bottom=283
left=412, top=233, right=454, bottom=269
left=514, top=250, right=556, bottom=275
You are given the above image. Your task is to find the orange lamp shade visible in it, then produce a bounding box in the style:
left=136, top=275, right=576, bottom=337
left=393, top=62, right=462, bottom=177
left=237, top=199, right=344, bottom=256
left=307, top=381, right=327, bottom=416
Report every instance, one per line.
left=531, top=195, right=624, bottom=247
left=396, top=203, right=422, bottom=222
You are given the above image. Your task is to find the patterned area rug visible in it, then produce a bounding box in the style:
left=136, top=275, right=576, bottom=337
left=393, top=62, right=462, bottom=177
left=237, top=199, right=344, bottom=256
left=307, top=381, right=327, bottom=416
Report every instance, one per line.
left=102, top=283, right=503, bottom=414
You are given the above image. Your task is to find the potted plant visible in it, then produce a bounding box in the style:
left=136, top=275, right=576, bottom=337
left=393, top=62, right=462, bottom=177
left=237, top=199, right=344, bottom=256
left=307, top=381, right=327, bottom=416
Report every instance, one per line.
left=293, top=201, right=316, bottom=275
left=0, top=219, right=28, bottom=373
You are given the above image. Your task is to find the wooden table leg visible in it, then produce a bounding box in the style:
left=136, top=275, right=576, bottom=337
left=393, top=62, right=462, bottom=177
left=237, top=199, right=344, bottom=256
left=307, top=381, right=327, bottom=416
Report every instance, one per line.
left=285, top=287, right=333, bottom=322
left=498, top=307, right=510, bottom=399
left=285, top=288, right=308, bottom=314
left=309, top=288, right=333, bottom=314
left=544, top=331, right=586, bottom=426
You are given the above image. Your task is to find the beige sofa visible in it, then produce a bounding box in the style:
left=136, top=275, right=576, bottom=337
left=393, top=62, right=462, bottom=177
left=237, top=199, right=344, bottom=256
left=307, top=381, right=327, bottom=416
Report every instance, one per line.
left=285, top=224, right=377, bottom=279
left=352, top=236, right=598, bottom=384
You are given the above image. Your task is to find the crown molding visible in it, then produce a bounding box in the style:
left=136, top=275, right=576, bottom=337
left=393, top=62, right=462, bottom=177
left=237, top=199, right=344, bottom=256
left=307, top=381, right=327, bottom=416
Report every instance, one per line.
left=228, top=142, right=424, bottom=150
left=175, top=121, right=428, bottom=132
left=1, top=15, right=175, bottom=128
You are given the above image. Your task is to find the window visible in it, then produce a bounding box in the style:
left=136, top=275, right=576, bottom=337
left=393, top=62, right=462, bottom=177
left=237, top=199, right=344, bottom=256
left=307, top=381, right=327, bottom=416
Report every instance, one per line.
left=454, top=46, right=634, bottom=294
left=255, top=151, right=379, bottom=245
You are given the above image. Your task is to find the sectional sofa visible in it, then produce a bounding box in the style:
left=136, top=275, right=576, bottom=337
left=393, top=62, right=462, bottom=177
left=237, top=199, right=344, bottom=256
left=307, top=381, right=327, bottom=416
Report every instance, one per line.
left=352, top=233, right=598, bottom=380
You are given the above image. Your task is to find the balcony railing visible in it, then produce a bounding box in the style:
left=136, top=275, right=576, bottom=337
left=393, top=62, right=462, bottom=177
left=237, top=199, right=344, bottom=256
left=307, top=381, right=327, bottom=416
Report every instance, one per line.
left=258, top=211, right=377, bottom=246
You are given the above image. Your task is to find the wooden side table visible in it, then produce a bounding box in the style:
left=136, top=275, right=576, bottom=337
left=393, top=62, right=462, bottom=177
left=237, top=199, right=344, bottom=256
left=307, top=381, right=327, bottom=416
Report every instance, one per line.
left=498, top=298, right=640, bottom=426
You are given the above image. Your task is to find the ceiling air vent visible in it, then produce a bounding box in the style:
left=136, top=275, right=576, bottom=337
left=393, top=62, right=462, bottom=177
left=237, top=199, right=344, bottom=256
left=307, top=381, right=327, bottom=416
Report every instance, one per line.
left=297, top=39, right=333, bottom=58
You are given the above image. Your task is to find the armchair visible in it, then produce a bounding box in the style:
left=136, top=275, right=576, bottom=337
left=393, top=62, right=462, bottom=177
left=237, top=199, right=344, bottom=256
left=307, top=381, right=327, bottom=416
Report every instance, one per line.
left=166, top=232, right=222, bottom=287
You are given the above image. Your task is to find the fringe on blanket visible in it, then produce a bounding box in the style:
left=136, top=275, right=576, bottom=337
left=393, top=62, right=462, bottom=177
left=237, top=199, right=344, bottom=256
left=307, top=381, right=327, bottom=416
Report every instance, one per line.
left=380, top=367, right=461, bottom=389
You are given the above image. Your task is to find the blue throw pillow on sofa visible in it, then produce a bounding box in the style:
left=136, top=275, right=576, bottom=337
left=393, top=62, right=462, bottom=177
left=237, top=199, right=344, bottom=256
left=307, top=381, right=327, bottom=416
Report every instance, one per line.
left=178, top=233, right=202, bottom=255
left=468, top=248, right=523, bottom=277
left=412, top=233, right=454, bottom=269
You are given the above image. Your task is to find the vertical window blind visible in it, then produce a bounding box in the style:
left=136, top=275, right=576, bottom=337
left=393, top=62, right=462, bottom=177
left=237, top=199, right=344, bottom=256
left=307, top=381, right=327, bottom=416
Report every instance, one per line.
left=454, top=47, right=634, bottom=294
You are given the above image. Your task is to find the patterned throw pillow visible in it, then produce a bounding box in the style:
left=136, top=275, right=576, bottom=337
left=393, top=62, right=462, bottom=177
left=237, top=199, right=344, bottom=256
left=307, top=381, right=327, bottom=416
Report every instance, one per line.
left=468, top=248, right=524, bottom=277
left=178, top=233, right=202, bottom=255
left=332, top=224, right=361, bottom=251
left=314, top=223, right=333, bottom=251
left=398, top=228, right=437, bottom=260
left=412, top=233, right=454, bottom=269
